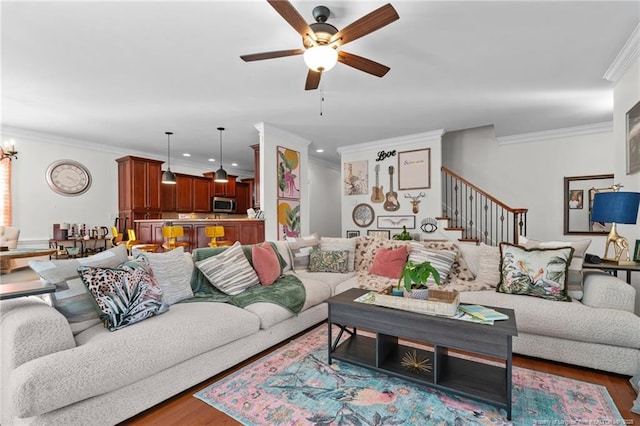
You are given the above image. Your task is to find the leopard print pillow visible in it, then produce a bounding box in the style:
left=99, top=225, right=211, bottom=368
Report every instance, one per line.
left=78, top=259, right=169, bottom=331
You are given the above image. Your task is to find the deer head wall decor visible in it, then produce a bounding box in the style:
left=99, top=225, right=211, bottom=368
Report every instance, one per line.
left=404, top=192, right=425, bottom=214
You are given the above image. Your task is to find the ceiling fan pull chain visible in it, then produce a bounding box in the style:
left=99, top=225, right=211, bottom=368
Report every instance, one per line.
left=320, top=86, right=325, bottom=116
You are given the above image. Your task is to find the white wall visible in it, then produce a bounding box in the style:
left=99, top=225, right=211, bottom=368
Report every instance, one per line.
left=255, top=123, right=311, bottom=241
left=442, top=124, right=616, bottom=251
left=338, top=130, right=444, bottom=239
left=308, top=159, right=341, bottom=237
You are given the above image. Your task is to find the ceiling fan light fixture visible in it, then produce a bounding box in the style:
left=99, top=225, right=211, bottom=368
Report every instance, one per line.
left=304, top=45, right=338, bottom=72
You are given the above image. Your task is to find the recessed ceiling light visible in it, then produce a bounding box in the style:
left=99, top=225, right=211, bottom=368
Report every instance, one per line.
left=316, top=148, right=324, bottom=153
left=182, top=153, right=191, bottom=157
left=231, top=162, right=238, bottom=167
left=208, top=158, right=216, bottom=162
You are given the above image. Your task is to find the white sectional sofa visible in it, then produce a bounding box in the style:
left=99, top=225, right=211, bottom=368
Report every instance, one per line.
left=1, top=237, right=638, bottom=425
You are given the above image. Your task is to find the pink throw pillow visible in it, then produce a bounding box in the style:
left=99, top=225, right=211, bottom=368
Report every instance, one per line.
left=369, top=246, right=408, bottom=279
left=252, top=243, right=281, bottom=286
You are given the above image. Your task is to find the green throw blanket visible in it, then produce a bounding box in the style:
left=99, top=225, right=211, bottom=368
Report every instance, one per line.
left=180, top=244, right=306, bottom=314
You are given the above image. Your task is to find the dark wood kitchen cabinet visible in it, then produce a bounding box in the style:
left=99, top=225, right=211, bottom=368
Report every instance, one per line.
left=117, top=156, right=163, bottom=229
left=192, top=177, right=211, bottom=212
left=204, top=173, right=237, bottom=198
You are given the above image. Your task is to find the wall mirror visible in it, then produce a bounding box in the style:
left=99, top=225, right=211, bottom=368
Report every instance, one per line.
left=564, top=174, right=614, bottom=235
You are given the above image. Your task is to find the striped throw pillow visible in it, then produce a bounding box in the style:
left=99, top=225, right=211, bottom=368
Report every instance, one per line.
left=195, top=241, right=259, bottom=295
left=408, top=242, right=458, bottom=285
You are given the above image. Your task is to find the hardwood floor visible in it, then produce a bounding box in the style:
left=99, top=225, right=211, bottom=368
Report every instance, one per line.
left=122, top=324, right=639, bottom=425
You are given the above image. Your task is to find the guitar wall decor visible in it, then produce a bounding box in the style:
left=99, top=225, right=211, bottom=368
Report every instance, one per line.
left=371, top=164, right=384, bottom=203
left=383, top=166, right=400, bottom=211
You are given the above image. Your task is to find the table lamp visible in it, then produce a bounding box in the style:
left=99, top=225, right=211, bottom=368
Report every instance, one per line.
left=591, top=190, right=640, bottom=264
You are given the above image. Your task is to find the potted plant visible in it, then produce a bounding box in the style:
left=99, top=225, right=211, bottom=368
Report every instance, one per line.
left=392, top=225, right=412, bottom=241
left=391, top=259, right=441, bottom=299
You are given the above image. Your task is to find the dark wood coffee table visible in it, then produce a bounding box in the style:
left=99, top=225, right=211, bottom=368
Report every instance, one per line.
left=326, top=288, right=518, bottom=420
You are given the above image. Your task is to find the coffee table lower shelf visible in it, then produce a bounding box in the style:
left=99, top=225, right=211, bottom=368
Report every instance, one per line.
left=326, top=288, right=517, bottom=420
left=331, top=333, right=509, bottom=413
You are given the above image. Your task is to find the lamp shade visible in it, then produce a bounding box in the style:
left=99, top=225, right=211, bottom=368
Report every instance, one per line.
left=304, top=45, right=338, bottom=72
left=214, top=166, right=228, bottom=183
left=591, top=192, right=640, bottom=224
left=161, top=169, right=176, bottom=184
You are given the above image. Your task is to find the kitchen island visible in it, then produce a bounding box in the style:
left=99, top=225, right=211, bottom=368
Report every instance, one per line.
left=135, top=219, right=265, bottom=251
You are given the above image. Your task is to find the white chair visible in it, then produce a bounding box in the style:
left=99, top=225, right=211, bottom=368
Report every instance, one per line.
left=0, top=226, right=20, bottom=249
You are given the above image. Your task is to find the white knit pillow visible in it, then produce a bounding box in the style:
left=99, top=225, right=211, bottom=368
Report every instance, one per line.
left=195, top=241, right=259, bottom=295
left=133, top=246, right=194, bottom=304
left=475, top=243, right=501, bottom=287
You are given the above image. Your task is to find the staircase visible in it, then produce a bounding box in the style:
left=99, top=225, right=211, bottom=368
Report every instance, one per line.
left=440, top=167, right=528, bottom=246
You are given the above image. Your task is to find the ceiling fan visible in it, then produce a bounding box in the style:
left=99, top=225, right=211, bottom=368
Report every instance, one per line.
left=240, top=1, right=399, bottom=90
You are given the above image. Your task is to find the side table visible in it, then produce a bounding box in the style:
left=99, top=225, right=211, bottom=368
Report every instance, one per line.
left=583, top=261, right=640, bottom=284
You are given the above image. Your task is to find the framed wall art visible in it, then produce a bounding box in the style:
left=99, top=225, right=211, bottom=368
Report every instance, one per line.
left=346, top=230, right=360, bottom=238
left=398, top=148, right=430, bottom=190
left=367, top=229, right=390, bottom=239
left=568, top=189, right=583, bottom=209
left=352, top=203, right=375, bottom=227
left=626, top=100, right=640, bottom=175
left=277, top=146, right=300, bottom=199
left=377, top=215, right=416, bottom=229
left=277, top=199, right=300, bottom=240
left=344, top=160, right=368, bottom=195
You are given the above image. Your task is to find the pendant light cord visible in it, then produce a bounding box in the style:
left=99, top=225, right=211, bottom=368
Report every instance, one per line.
left=217, top=127, right=224, bottom=166
left=165, top=131, right=173, bottom=170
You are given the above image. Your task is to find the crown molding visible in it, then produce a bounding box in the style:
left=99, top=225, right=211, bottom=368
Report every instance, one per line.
left=495, top=121, right=613, bottom=145
left=309, top=155, right=340, bottom=171
left=337, top=129, right=445, bottom=155
left=2, top=126, right=253, bottom=175
left=603, top=22, right=640, bottom=83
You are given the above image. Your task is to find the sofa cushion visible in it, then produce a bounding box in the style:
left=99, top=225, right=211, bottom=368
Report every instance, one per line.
left=519, top=236, right=591, bottom=300
left=77, top=259, right=169, bottom=331
left=475, top=243, right=501, bottom=287
left=320, top=237, right=357, bottom=272
left=133, top=247, right=194, bottom=304
left=293, top=270, right=355, bottom=295
left=497, top=243, right=573, bottom=302
left=308, top=248, right=349, bottom=273
left=252, top=243, right=281, bottom=285
left=10, top=302, right=260, bottom=418
left=369, top=246, right=408, bottom=279
left=459, top=290, right=640, bottom=349
left=356, top=238, right=411, bottom=272
left=195, top=241, right=260, bottom=295
left=418, top=240, right=475, bottom=281
left=409, top=242, right=457, bottom=285
left=29, top=245, right=129, bottom=334
left=285, top=233, right=320, bottom=271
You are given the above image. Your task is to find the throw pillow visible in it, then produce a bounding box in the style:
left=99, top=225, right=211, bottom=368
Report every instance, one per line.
left=133, top=246, right=194, bottom=305
left=418, top=240, right=475, bottom=281
left=252, top=243, right=281, bottom=285
left=497, top=243, right=574, bottom=301
left=308, top=248, right=349, bottom=273
left=320, top=237, right=357, bottom=272
left=29, top=244, right=129, bottom=334
left=519, top=235, right=591, bottom=300
left=360, top=238, right=411, bottom=272
left=408, top=242, right=458, bottom=285
left=369, top=246, right=408, bottom=279
left=77, top=259, right=169, bottom=331
left=475, top=243, right=502, bottom=287
left=285, top=233, right=320, bottom=271
left=195, top=241, right=260, bottom=295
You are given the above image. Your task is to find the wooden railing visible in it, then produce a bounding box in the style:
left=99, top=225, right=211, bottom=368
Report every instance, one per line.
left=441, top=167, right=528, bottom=246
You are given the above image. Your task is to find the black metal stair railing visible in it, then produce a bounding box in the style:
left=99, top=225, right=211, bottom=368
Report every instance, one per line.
left=441, top=167, right=528, bottom=246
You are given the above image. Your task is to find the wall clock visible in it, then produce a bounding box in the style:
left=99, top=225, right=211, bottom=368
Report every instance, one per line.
left=352, top=203, right=375, bottom=228
left=46, top=160, right=92, bottom=196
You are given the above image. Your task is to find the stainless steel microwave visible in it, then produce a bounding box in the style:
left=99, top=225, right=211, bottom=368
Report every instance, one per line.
left=212, top=197, right=236, bottom=213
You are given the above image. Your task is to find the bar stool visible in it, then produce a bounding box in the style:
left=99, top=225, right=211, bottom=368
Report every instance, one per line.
left=162, top=226, right=190, bottom=251
left=127, top=229, right=160, bottom=254
left=205, top=226, right=232, bottom=247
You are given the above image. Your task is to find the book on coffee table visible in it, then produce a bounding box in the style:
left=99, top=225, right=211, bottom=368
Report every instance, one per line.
left=459, top=304, right=509, bottom=322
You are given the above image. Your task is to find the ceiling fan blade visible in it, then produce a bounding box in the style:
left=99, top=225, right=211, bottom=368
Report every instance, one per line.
left=305, top=70, right=321, bottom=90
left=330, top=3, right=399, bottom=47
left=240, top=48, right=305, bottom=62
left=338, top=51, right=390, bottom=77
left=267, top=0, right=316, bottom=40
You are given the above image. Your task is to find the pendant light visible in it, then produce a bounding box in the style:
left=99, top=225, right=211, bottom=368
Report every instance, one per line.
left=161, top=131, right=177, bottom=184
left=214, top=127, right=228, bottom=183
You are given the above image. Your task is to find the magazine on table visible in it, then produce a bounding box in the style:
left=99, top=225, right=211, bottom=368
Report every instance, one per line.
left=459, top=304, right=509, bottom=322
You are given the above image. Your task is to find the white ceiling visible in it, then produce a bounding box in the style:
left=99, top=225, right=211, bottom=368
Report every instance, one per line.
left=2, top=1, right=639, bottom=173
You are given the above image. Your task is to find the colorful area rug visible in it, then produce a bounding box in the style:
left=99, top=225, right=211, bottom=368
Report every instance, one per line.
left=195, top=325, right=623, bottom=425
